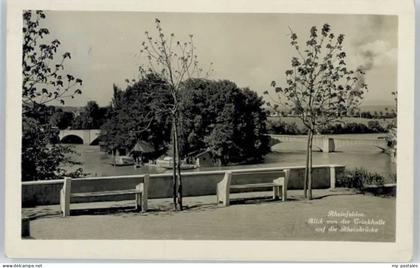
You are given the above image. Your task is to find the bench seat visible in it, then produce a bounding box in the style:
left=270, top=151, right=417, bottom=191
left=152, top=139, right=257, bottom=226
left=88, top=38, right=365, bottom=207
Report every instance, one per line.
left=71, top=189, right=142, bottom=198
left=217, top=170, right=289, bottom=207
left=60, top=175, right=149, bottom=217
left=230, top=182, right=282, bottom=189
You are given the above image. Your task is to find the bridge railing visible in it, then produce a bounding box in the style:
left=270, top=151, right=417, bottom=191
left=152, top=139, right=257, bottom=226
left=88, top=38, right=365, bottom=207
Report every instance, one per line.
left=270, top=134, right=389, bottom=152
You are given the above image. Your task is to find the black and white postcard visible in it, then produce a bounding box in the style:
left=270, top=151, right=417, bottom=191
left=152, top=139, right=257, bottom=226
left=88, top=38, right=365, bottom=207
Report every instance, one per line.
left=4, top=0, right=415, bottom=261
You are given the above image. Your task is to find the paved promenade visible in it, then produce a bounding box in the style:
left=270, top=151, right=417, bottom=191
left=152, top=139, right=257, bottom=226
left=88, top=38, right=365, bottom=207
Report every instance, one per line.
left=23, top=188, right=395, bottom=241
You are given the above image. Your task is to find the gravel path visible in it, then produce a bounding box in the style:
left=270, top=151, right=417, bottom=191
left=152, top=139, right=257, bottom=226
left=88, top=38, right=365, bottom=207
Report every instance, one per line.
left=23, top=188, right=395, bottom=241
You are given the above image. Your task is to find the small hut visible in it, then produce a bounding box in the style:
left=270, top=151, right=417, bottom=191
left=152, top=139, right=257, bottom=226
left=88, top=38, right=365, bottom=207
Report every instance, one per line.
left=130, top=140, right=155, bottom=165
left=188, top=148, right=220, bottom=167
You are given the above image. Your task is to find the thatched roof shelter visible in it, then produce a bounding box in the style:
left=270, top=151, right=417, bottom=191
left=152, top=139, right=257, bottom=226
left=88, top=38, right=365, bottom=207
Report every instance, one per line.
left=131, top=140, right=155, bottom=153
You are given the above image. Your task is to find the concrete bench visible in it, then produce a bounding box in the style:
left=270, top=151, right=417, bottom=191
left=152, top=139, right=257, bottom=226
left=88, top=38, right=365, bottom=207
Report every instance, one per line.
left=216, top=169, right=289, bottom=207
left=60, top=175, right=149, bottom=217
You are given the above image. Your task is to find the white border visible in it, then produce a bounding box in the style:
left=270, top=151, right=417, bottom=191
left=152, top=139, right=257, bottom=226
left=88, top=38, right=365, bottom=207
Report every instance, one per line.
left=4, top=0, right=415, bottom=261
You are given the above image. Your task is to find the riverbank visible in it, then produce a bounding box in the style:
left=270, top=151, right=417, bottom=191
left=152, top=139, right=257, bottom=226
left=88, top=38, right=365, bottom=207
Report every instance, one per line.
left=66, top=132, right=396, bottom=181
left=24, top=188, right=395, bottom=241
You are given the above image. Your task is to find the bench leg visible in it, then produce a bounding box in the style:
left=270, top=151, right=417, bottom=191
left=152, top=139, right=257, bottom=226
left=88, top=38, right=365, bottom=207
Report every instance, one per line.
left=218, top=183, right=230, bottom=207
left=135, top=193, right=141, bottom=211
left=60, top=189, right=64, bottom=214
left=61, top=178, right=71, bottom=217
left=135, top=180, right=148, bottom=213
left=141, top=192, right=148, bottom=213
left=223, top=191, right=230, bottom=207
left=273, top=186, right=280, bottom=200
left=142, top=175, right=149, bottom=212
left=216, top=185, right=229, bottom=206
left=62, top=200, right=70, bottom=217
left=217, top=172, right=231, bottom=207
left=282, top=185, right=287, bottom=202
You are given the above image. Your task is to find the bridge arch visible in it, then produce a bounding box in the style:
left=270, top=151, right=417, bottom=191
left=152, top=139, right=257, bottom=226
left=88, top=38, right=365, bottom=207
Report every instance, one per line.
left=59, top=129, right=101, bottom=145
left=89, top=136, right=101, bottom=145
left=60, top=134, right=84, bottom=144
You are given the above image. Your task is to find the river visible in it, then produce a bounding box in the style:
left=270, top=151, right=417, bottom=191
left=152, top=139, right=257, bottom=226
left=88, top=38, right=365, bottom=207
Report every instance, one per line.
left=65, top=133, right=396, bottom=183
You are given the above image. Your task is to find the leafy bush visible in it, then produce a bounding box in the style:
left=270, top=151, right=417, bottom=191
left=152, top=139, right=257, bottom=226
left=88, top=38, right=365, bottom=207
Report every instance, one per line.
left=22, top=117, right=88, bottom=181
left=337, top=168, right=385, bottom=190
left=319, top=121, right=386, bottom=134
left=267, top=120, right=305, bottom=135
left=268, top=119, right=388, bottom=135
left=180, top=79, right=271, bottom=165
left=64, top=167, right=90, bottom=178
left=367, top=120, right=386, bottom=132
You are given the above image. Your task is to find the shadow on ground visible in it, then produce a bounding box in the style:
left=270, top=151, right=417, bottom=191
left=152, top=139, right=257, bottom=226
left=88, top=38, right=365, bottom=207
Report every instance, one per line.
left=22, top=188, right=365, bottom=219
left=38, top=190, right=359, bottom=217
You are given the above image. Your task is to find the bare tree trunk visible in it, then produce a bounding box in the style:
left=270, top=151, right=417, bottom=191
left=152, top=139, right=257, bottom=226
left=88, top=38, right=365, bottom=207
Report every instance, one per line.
left=173, top=118, right=183, bottom=210
left=304, top=129, right=310, bottom=198
left=307, top=130, right=314, bottom=200
left=172, top=119, right=178, bottom=210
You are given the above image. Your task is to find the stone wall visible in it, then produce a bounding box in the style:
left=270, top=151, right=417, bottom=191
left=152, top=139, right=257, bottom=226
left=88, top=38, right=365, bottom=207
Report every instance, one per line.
left=22, top=165, right=345, bottom=207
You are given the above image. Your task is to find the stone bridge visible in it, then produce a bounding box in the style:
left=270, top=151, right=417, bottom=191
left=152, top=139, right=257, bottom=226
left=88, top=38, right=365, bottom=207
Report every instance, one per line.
left=269, top=134, right=389, bottom=153
left=59, top=129, right=101, bottom=145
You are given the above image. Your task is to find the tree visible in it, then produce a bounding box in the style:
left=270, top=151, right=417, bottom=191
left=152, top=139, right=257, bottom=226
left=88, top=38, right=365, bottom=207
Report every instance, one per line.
left=101, top=75, right=172, bottom=157
left=138, top=18, right=213, bottom=210
left=179, top=79, right=270, bottom=164
left=77, top=101, right=100, bottom=129
left=72, top=101, right=111, bottom=129
left=390, top=90, right=398, bottom=119
left=266, top=24, right=367, bottom=199
left=367, top=120, right=385, bottom=133
left=267, top=120, right=302, bottom=135
left=50, top=108, right=75, bottom=130
left=22, top=117, right=74, bottom=181
left=22, top=10, right=83, bottom=181
left=360, top=111, right=373, bottom=119
left=23, top=11, right=82, bottom=108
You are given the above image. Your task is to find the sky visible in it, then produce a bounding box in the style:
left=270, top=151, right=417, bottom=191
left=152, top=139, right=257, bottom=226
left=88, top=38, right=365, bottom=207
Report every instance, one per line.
left=39, top=11, right=398, bottom=107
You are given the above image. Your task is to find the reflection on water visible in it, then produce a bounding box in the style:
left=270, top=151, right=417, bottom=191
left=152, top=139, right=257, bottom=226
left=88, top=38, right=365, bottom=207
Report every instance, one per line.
left=64, top=133, right=396, bottom=183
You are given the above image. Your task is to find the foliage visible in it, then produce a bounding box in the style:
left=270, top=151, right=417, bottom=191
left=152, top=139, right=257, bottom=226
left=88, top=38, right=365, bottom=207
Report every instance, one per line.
left=23, top=10, right=82, bottom=108
left=49, top=108, right=75, bottom=130
left=336, top=168, right=385, bottom=190
left=22, top=117, right=79, bottom=181
left=267, top=24, right=367, bottom=199
left=179, top=79, right=270, bottom=165
left=267, top=24, right=367, bottom=130
left=100, top=74, right=172, bottom=155
left=24, top=103, right=57, bottom=125
left=319, top=121, right=385, bottom=134
left=267, top=120, right=305, bottom=135
left=22, top=10, right=84, bottom=181
left=268, top=119, right=387, bottom=135
left=71, top=101, right=111, bottom=129
left=366, top=120, right=386, bottom=133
